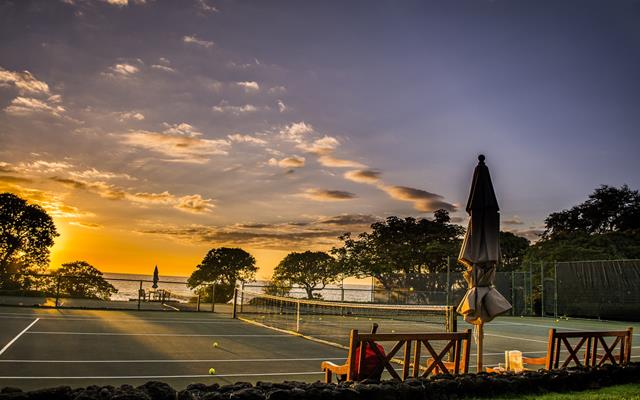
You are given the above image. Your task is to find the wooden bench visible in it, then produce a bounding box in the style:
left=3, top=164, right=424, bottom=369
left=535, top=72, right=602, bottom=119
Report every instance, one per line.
left=497, top=328, right=633, bottom=372
left=321, top=329, right=472, bottom=383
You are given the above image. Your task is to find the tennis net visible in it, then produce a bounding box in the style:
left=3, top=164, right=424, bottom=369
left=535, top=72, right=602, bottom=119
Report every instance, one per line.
left=233, top=289, right=457, bottom=348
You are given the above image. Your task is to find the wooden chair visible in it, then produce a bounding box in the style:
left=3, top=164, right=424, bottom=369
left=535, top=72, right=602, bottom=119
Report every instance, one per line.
left=496, top=328, right=633, bottom=373
left=321, top=329, right=472, bottom=383
left=545, top=327, right=633, bottom=369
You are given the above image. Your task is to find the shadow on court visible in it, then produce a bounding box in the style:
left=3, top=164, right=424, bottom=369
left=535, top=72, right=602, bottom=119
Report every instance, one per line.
left=0, top=306, right=638, bottom=390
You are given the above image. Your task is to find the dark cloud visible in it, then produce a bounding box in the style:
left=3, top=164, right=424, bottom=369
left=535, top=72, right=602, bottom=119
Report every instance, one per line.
left=382, top=185, right=456, bottom=212
left=140, top=225, right=345, bottom=250
left=0, top=175, right=33, bottom=184
left=319, top=214, right=379, bottom=226
left=344, top=169, right=381, bottom=183
left=302, top=188, right=356, bottom=201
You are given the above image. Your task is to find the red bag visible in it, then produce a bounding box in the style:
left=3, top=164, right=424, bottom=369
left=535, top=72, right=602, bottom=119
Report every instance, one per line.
left=354, top=342, right=386, bottom=380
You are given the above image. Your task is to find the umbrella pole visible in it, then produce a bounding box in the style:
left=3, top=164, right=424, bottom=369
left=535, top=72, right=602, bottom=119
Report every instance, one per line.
left=477, top=323, right=484, bottom=372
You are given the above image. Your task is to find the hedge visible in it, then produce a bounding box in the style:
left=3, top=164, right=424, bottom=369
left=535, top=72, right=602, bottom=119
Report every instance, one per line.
left=1, top=363, right=639, bottom=400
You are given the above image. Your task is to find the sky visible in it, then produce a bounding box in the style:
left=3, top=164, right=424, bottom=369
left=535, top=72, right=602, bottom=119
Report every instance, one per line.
left=1, top=0, right=639, bottom=279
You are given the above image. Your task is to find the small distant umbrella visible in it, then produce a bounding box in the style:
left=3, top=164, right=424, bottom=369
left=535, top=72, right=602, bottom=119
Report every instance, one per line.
left=457, top=155, right=512, bottom=372
left=152, top=265, right=159, bottom=289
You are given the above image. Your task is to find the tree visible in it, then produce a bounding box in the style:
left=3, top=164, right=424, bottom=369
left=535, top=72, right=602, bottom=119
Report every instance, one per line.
left=526, top=185, right=640, bottom=263
left=263, top=279, right=291, bottom=297
left=331, top=210, right=464, bottom=290
left=53, top=261, right=118, bottom=300
left=0, top=193, right=58, bottom=288
left=187, top=247, right=257, bottom=302
left=272, top=251, right=340, bottom=299
left=542, top=185, right=640, bottom=238
left=500, top=231, right=530, bottom=271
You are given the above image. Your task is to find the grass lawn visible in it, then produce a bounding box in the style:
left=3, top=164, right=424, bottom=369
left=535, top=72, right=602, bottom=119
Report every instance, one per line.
left=476, top=383, right=640, bottom=400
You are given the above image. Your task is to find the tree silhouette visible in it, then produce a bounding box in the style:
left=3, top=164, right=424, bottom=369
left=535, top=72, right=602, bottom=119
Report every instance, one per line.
left=0, top=193, right=58, bottom=288
left=187, top=247, right=257, bottom=302
left=331, top=210, right=464, bottom=290
left=272, top=251, right=340, bottom=299
left=500, top=231, right=530, bottom=271
left=53, top=261, right=118, bottom=300
left=527, top=185, right=640, bottom=262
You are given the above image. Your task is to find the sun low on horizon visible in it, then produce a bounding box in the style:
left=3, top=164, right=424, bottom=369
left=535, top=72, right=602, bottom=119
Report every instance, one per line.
left=2, top=0, right=640, bottom=279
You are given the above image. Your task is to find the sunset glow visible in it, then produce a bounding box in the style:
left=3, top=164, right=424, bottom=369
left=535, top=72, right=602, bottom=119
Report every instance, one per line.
left=2, top=0, right=639, bottom=278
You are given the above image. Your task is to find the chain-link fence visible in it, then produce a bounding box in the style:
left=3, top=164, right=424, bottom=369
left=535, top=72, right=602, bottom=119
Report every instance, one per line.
left=0, top=273, right=222, bottom=312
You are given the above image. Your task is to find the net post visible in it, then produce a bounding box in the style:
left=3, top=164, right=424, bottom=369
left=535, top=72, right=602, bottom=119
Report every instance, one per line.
left=211, top=283, right=216, bottom=313
left=446, top=306, right=457, bottom=333
left=232, top=287, right=238, bottom=318
left=197, top=294, right=201, bottom=312
left=540, top=261, right=544, bottom=317
left=296, top=300, right=301, bottom=332
left=240, top=281, right=244, bottom=313
left=55, top=275, right=61, bottom=308
left=137, top=280, right=142, bottom=310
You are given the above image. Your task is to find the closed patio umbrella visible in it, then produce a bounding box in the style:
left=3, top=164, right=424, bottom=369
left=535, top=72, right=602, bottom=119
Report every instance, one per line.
left=457, top=155, right=512, bottom=371
left=152, top=265, right=159, bottom=289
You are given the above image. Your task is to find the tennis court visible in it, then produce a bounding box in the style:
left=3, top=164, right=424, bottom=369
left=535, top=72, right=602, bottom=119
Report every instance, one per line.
left=0, top=305, right=638, bottom=391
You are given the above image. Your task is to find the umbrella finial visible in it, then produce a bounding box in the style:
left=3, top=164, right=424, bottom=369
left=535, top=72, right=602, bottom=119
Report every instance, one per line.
left=478, top=154, right=485, bottom=164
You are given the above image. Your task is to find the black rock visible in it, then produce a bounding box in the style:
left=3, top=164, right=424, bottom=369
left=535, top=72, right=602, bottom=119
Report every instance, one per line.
left=111, top=386, right=151, bottom=400
left=264, top=389, right=288, bottom=400
left=27, top=385, right=72, bottom=400
left=229, top=388, right=265, bottom=400
left=201, top=392, right=228, bottom=400
left=0, top=393, right=28, bottom=400
left=177, top=389, right=198, bottom=400
left=1, top=389, right=22, bottom=394
left=137, top=381, right=176, bottom=400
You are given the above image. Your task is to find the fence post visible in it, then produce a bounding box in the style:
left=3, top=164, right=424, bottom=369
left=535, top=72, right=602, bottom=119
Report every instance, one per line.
left=529, top=262, right=533, bottom=316
left=446, top=256, right=451, bottom=306
left=554, top=262, right=558, bottom=318
left=296, top=300, right=301, bottom=332
left=341, top=279, right=345, bottom=302
left=511, top=271, right=515, bottom=316
left=540, top=261, right=544, bottom=317
left=137, top=281, right=142, bottom=311
left=232, top=287, right=238, bottom=318
left=211, top=283, right=215, bottom=313
left=370, top=276, right=374, bottom=303
left=197, top=294, right=201, bottom=312
left=55, top=275, right=61, bottom=308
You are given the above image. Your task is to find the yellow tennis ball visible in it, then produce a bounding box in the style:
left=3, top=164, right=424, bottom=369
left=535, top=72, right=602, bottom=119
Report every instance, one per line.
left=208, top=368, right=216, bottom=375
left=212, top=342, right=219, bottom=348
left=555, top=319, right=559, bottom=323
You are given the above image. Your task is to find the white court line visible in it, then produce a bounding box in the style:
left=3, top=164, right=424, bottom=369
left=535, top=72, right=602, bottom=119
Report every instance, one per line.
left=0, top=318, right=39, bottom=356
left=485, top=333, right=548, bottom=344
left=0, top=357, right=347, bottom=363
left=0, top=314, right=237, bottom=324
left=482, top=320, right=640, bottom=336
left=26, top=331, right=291, bottom=337
left=0, top=371, right=326, bottom=379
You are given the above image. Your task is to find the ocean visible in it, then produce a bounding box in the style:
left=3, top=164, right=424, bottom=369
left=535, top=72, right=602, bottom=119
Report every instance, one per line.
left=102, top=273, right=374, bottom=303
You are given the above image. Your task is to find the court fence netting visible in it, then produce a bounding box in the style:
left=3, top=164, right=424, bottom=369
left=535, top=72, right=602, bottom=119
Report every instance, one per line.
left=233, top=288, right=457, bottom=348
left=1, top=258, right=637, bottom=321
left=0, top=272, right=221, bottom=312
